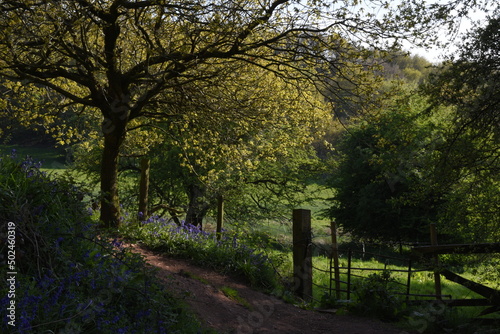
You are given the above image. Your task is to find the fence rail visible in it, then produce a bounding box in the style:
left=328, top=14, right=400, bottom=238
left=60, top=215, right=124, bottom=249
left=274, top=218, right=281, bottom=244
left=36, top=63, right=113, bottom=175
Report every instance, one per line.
left=292, top=210, right=500, bottom=315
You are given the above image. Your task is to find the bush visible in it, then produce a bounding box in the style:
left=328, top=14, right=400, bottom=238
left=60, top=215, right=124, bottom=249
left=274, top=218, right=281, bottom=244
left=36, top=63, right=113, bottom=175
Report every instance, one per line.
left=120, top=215, right=281, bottom=292
left=0, top=152, right=199, bottom=333
left=349, top=270, right=404, bottom=321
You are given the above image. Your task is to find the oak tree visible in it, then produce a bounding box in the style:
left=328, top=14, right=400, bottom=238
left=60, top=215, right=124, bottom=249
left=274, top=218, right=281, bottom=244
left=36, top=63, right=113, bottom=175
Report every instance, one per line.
left=155, top=65, right=329, bottom=226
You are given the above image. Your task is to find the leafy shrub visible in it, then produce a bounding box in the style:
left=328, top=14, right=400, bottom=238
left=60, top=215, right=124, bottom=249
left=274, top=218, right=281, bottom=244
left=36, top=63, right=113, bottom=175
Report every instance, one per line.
left=349, top=270, right=404, bottom=321
left=0, top=152, right=198, bottom=333
left=120, top=215, right=281, bottom=291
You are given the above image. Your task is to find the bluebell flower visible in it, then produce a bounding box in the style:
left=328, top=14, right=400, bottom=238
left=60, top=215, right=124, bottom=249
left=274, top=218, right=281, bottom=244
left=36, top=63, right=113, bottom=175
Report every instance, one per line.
left=56, top=236, right=64, bottom=247
left=37, top=274, right=55, bottom=289
left=0, top=295, right=9, bottom=310
left=50, top=283, right=65, bottom=305
left=111, top=238, right=123, bottom=248
left=33, top=205, right=45, bottom=216
left=19, top=309, right=33, bottom=331
left=57, top=301, right=70, bottom=317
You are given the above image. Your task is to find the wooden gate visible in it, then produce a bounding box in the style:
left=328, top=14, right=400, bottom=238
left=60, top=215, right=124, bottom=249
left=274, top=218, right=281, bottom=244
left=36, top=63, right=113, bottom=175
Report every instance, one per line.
left=411, top=226, right=500, bottom=315
left=292, top=210, right=500, bottom=317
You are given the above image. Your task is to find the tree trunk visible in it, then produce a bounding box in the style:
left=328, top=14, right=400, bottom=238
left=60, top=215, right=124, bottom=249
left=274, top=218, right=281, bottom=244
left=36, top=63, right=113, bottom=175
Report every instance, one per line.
left=216, top=194, right=224, bottom=240
left=138, top=157, right=150, bottom=219
left=185, top=183, right=209, bottom=229
left=100, top=123, right=126, bottom=228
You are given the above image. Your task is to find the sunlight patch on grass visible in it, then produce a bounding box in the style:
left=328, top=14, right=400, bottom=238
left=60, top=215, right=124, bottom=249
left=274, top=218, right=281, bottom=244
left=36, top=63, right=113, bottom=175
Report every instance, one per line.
left=179, top=269, right=210, bottom=285
left=220, top=286, right=252, bottom=310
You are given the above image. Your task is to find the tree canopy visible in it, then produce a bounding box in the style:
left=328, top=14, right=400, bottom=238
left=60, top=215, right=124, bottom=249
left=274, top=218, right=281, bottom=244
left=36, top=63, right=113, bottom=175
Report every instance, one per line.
left=326, top=88, right=451, bottom=242
left=327, top=11, right=500, bottom=243
left=0, top=0, right=482, bottom=227
left=420, top=12, right=500, bottom=241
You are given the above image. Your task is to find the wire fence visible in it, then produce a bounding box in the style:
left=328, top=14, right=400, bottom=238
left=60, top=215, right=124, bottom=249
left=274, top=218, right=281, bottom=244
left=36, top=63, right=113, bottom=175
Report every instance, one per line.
left=308, top=240, right=447, bottom=305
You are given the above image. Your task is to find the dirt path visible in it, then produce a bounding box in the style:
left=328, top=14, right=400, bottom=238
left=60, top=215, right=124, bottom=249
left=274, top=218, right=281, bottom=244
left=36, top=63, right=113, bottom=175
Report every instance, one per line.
left=130, top=244, right=409, bottom=334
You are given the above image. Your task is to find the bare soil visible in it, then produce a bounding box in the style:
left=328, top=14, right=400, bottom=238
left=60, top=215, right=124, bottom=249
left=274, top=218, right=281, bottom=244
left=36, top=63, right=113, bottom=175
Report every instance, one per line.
left=128, top=243, right=411, bottom=334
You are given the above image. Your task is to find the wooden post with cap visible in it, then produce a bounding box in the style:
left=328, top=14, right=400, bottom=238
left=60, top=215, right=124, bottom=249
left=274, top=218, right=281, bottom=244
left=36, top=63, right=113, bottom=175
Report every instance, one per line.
left=293, top=209, right=312, bottom=301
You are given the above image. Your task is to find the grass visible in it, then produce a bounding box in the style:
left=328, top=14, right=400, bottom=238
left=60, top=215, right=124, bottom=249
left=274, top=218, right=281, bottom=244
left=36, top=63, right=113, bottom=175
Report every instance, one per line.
left=309, top=252, right=499, bottom=332
left=311, top=255, right=488, bottom=300
left=179, top=270, right=211, bottom=285
left=299, top=182, right=334, bottom=234
left=0, top=144, right=115, bottom=199
left=220, top=286, right=252, bottom=310
left=119, top=216, right=282, bottom=292
left=0, top=144, right=67, bottom=169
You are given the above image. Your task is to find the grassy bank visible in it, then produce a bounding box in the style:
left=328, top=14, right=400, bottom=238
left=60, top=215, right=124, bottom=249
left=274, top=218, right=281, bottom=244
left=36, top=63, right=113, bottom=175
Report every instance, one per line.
left=0, top=153, right=204, bottom=333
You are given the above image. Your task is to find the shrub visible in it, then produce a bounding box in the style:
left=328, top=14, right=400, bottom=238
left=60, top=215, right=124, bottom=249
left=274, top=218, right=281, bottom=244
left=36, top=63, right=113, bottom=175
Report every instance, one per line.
left=349, top=270, right=404, bottom=321
left=0, top=152, right=199, bottom=333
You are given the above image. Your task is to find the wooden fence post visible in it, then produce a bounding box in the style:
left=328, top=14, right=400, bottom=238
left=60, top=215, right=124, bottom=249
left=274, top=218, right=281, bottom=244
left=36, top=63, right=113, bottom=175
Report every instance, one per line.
left=406, top=259, right=412, bottom=302
left=330, top=221, right=341, bottom=299
left=293, top=209, right=312, bottom=301
left=430, top=223, right=442, bottom=300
